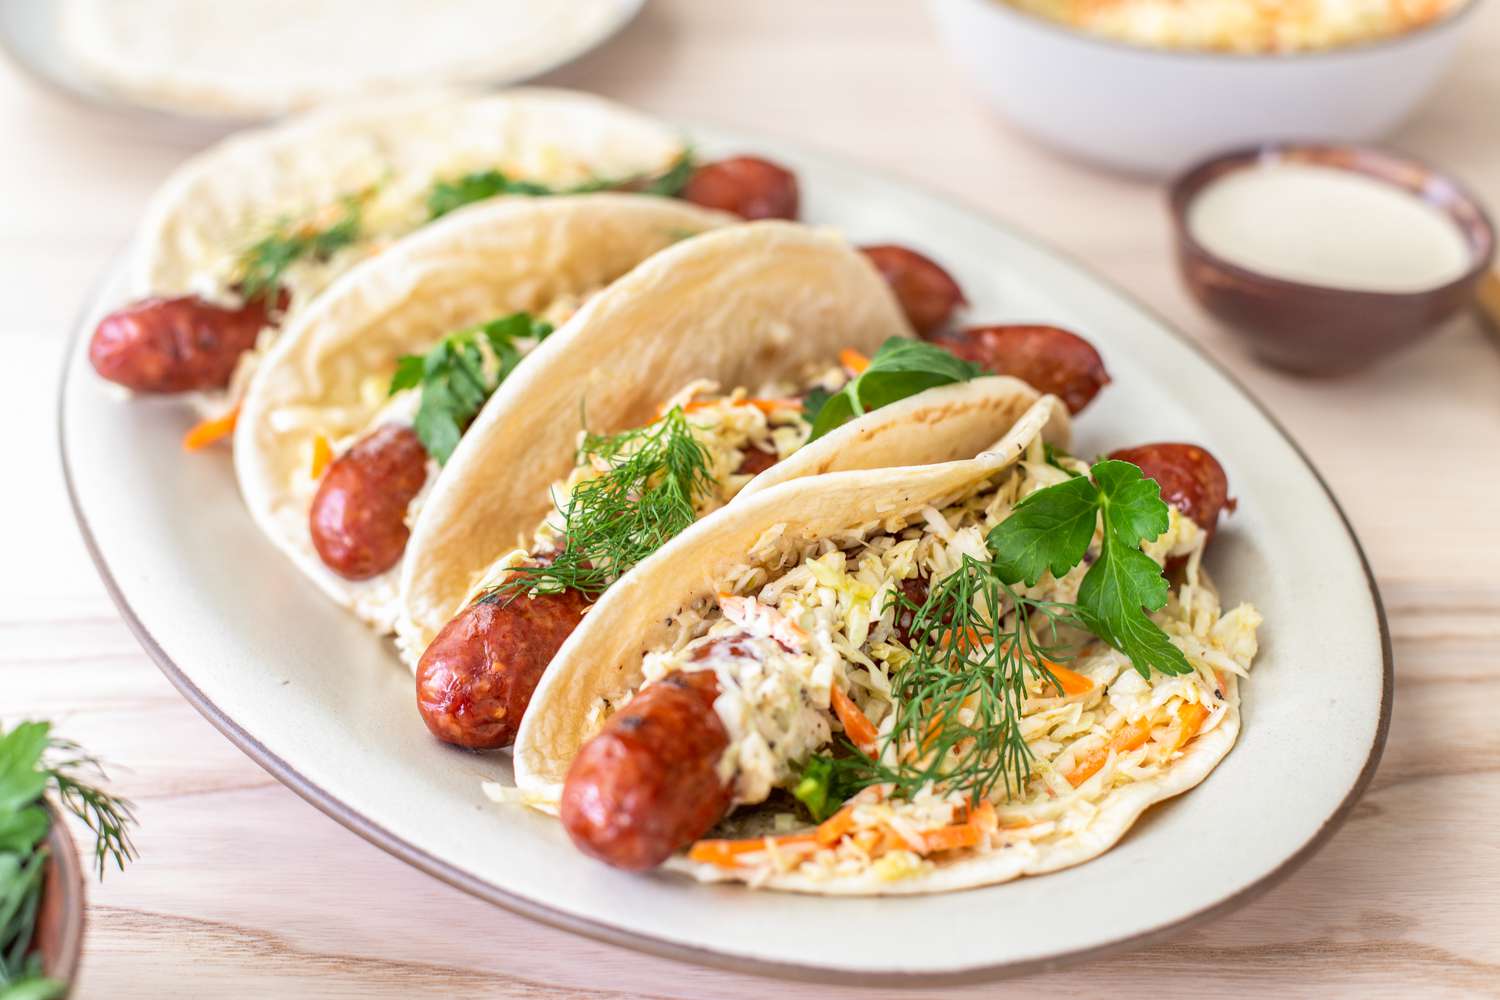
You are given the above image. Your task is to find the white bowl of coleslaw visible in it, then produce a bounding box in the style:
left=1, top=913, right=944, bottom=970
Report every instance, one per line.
left=928, top=0, right=1478, bottom=175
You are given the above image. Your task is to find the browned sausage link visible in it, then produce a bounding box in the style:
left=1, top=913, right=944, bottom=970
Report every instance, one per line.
left=930, top=324, right=1110, bottom=415
left=891, top=574, right=931, bottom=647
left=560, top=670, right=731, bottom=870
left=88, top=293, right=280, bottom=393
left=859, top=244, right=967, bottom=336
left=735, top=444, right=779, bottom=477
left=1107, top=443, right=1234, bottom=539
left=309, top=425, right=429, bottom=580
left=679, top=156, right=800, bottom=220
left=416, top=586, right=592, bottom=750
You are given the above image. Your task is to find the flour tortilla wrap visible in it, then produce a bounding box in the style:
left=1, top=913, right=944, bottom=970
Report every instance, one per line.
left=235, top=194, right=731, bottom=631
left=513, top=396, right=1245, bottom=895
left=397, top=221, right=1049, bottom=659
left=127, top=87, right=684, bottom=406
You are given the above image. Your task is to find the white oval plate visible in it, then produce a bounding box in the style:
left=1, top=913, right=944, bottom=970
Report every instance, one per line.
left=59, top=126, right=1390, bottom=984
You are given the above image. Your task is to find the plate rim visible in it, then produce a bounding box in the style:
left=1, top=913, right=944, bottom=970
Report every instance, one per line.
left=0, top=0, right=647, bottom=129
left=57, top=137, right=1393, bottom=986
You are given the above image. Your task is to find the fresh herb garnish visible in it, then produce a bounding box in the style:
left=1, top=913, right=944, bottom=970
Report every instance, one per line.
left=427, top=170, right=560, bottom=219
left=389, top=312, right=554, bottom=464
left=806, top=338, right=986, bottom=441
left=792, top=751, right=868, bottom=822
left=1, top=722, right=137, bottom=999
left=237, top=196, right=364, bottom=303
left=988, top=459, right=1192, bottom=678
left=491, top=406, right=717, bottom=599
left=426, top=151, right=699, bottom=220
left=637, top=151, right=697, bottom=198
left=799, top=458, right=1189, bottom=810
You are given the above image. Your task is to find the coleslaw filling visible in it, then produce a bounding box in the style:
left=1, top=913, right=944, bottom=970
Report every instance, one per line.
left=611, top=434, right=1261, bottom=884
left=461, top=362, right=851, bottom=604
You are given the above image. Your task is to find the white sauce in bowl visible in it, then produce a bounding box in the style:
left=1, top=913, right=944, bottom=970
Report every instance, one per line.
left=1187, top=162, right=1473, bottom=293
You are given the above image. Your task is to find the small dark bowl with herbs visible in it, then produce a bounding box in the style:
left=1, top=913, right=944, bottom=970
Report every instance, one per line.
left=2, top=723, right=136, bottom=999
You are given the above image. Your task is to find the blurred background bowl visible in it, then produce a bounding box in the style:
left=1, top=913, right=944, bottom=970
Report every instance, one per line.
left=1168, top=143, right=1495, bottom=374
left=36, top=801, right=86, bottom=996
left=928, top=0, right=1478, bottom=176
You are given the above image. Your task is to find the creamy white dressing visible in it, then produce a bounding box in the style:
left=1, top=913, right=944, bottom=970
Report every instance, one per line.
left=1188, top=162, right=1473, bottom=293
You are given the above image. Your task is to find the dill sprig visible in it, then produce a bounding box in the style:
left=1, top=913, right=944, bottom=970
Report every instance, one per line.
left=802, top=559, right=1082, bottom=810
left=490, top=406, right=717, bottom=599
left=41, top=740, right=138, bottom=878
left=1, top=722, right=138, bottom=998
left=236, top=194, right=364, bottom=302
left=883, top=559, right=1080, bottom=803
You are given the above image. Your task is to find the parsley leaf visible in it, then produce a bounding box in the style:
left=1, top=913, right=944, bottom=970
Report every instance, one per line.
left=427, top=170, right=557, bottom=219
left=637, top=151, right=697, bottom=197
left=987, top=459, right=1191, bottom=678
left=425, top=152, right=699, bottom=220
left=987, top=473, right=1099, bottom=586
left=237, top=196, right=363, bottom=303
left=391, top=313, right=554, bottom=464
left=800, top=385, right=832, bottom=424
left=807, top=337, right=986, bottom=441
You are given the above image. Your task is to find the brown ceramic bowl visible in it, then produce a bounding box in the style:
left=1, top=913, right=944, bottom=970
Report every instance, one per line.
left=1169, top=144, right=1495, bottom=375
left=34, top=801, right=86, bottom=996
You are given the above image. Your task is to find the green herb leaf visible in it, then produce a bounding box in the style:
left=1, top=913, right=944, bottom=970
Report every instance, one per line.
left=426, top=151, right=698, bottom=219
left=426, top=170, right=555, bottom=219
left=986, top=459, right=1191, bottom=678
left=236, top=196, right=363, bottom=302
left=799, top=385, right=832, bottom=424
left=492, top=406, right=716, bottom=598
left=0, top=722, right=136, bottom=994
left=807, top=338, right=986, bottom=441
left=391, top=313, right=554, bottom=464
left=987, top=473, right=1100, bottom=587
left=638, top=151, right=697, bottom=197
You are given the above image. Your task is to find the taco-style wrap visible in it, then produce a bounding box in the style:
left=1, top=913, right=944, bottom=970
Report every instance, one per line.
left=233, top=193, right=731, bottom=631
left=84, top=87, right=803, bottom=422
left=397, top=222, right=1112, bottom=753
left=508, top=397, right=1256, bottom=894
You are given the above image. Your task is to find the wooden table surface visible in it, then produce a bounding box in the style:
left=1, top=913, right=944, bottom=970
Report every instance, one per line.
left=4, top=2, right=1499, bottom=996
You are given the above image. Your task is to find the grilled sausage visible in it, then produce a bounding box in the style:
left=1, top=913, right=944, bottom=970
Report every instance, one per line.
left=309, top=425, right=429, bottom=580
left=736, top=444, right=779, bottom=477
left=560, top=670, right=731, bottom=870
left=680, top=157, right=799, bottom=220
left=1107, top=443, right=1234, bottom=538
left=891, top=574, right=932, bottom=646
left=930, top=324, right=1110, bottom=414
left=416, top=586, right=592, bottom=750
left=860, top=244, right=966, bottom=336
left=88, top=293, right=281, bottom=393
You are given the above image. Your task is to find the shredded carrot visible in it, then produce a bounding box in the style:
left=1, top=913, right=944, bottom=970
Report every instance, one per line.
left=939, top=626, right=986, bottom=649
left=182, top=406, right=240, bottom=451
left=852, top=829, right=883, bottom=853
left=309, top=433, right=333, bottom=479
left=1064, top=717, right=1154, bottom=787
left=830, top=685, right=879, bottom=757
left=1039, top=661, right=1093, bottom=697
left=968, top=801, right=998, bottom=833
left=687, top=832, right=818, bottom=868
left=815, top=808, right=856, bottom=846
left=682, top=396, right=800, bottom=415
left=922, top=821, right=983, bottom=854
left=1175, top=701, right=1210, bottom=751
left=839, top=347, right=871, bottom=374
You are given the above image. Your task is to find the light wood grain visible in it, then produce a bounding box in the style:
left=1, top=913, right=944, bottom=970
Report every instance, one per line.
left=3, top=0, right=1499, bottom=996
